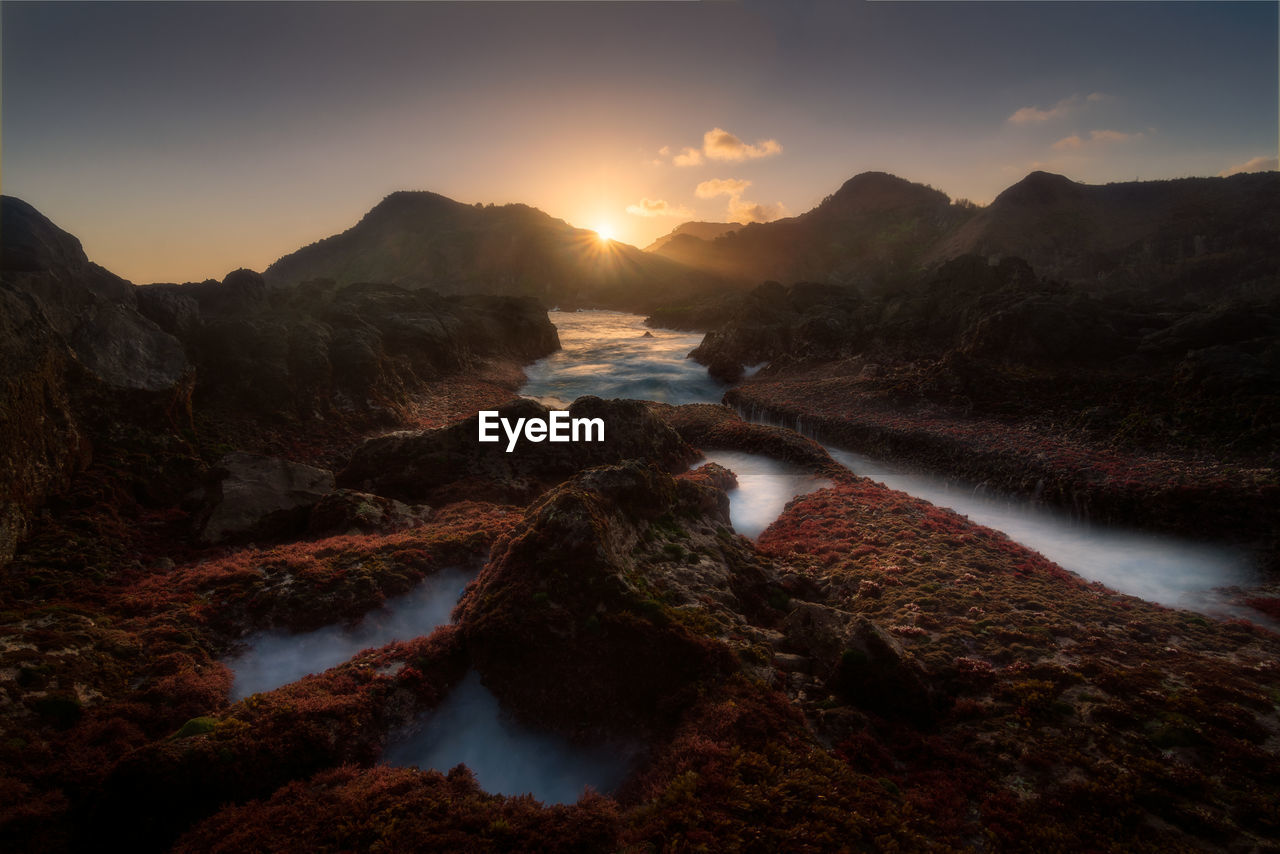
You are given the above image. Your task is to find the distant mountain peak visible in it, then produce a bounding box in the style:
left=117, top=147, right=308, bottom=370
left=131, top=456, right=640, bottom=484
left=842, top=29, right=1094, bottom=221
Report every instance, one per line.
left=993, top=171, right=1083, bottom=206
left=815, top=171, right=950, bottom=217
left=645, top=221, right=738, bottom=253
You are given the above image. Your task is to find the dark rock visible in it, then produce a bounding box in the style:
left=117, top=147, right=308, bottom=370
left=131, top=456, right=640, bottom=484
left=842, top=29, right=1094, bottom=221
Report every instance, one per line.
left=339, top=396, right=698, bottom=504
left=454, top=460, right=766, bottom=735
left=835, top=617, right=935, bottom=725
left=195, top=453, right=335, bottom=545
left=307, top=489, right=430, bottom=537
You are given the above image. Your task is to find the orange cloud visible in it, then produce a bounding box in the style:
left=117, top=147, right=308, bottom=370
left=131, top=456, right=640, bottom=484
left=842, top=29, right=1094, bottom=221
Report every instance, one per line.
left=695, top=178, right=751, bottom=198
left=728, top=196, right=785, bottom=223
left=1052, top=128, right=1142, bottom=150
left=1008, top=93, right=1110, bottom=125
left=673, top=147, right=704, bottom=167
left=703, top=127, right=783, bottom=161
left=625, top=198, right=693, bottom=218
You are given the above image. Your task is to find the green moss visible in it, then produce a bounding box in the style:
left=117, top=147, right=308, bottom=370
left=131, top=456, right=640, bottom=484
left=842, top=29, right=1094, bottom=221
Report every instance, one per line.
left=172, top=716, right=221, bottom=739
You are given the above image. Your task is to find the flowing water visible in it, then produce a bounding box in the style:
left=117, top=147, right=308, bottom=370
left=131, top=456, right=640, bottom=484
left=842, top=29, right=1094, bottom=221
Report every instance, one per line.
left=226, top=309, right=1264, bottom=804
left=520, top=310, right=1261, bottom=618
left=824, top=447, right=1258, bottom=616
left=225, top=566, right=474, bottom=701
left=522, top=310, right=725, bottom=407
left=696, top=450, right=833, bottom=539
left=383, top=671, right=636, bottom=804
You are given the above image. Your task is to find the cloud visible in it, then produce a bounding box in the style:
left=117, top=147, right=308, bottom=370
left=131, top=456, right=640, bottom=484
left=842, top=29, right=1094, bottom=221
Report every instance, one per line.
left=1218, top=155, right=1278, bottom=176
left=673, top=146, right=704, bottom=167
left=690, top=176, right=783, bottom=223
left=657, top=145, right=671, bottom=156
left=625, top=198, right=693, bottom=218
left=695, top=178, right=752, bottom=199
left=1008, top=93, right=1111, bottom=125
left=1051, top=128, right=1142, bottom=150
left=703, top=127, right=783, bottom=161
left=728, top=197, right=785, bottom=224
left=1088, top=129, right=1140, bottom=144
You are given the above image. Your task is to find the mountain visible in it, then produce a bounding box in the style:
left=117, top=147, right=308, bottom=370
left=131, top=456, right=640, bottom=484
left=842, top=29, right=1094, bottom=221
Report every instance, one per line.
left=924, top=170, right=1280, bottom=297
left=264, top=191, right=730, bottom=312
left=651, top=169, right=1280, bottom=301
left=649, top=172, right=975, bottom=292
left=644, top=221, right=738, bottom=253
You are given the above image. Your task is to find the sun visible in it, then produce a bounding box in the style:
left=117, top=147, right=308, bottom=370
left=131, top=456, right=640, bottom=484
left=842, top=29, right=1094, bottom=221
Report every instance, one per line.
left=594, top=223, right=616, bottom=243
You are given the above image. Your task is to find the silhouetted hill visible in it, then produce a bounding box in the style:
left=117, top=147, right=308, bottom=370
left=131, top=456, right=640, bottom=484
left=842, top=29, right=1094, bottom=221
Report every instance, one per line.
left=644, top=221, right=737, bottom=253
left=650, top=172, right=975, bottom=292
left=926, top=170, right=1280, bottom=298
left=650, top=170, right=1280, bottom=301
left=264, top=191, right=730, bottom=312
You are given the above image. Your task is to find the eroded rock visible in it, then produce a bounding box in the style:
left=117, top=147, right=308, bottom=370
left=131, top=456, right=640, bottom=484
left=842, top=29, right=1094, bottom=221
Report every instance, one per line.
left=196, top=453, right=335, bottom=545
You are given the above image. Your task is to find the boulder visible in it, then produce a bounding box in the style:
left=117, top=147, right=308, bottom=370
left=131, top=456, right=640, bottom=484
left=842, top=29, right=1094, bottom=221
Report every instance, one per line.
left=307, top=489, right=430, bottom=537
left=196, top=453, right=335, bottom=545
left=454, top=460, right=774, bottom=735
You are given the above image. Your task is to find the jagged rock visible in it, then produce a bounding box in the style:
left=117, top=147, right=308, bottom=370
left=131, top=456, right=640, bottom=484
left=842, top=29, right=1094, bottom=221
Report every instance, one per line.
left=339, top=396, right=699, bottom=503
left=196, top=453, right=335, bottom=545
left=68, top=300, right=190, bottom=392
left=0, top=284, right=92, bottom=564
left=960, top=294, right=1126, bottom=363
left=779, top=603, right=935, bottom=725
left=0, top=197, right=193, bottom=564
left=307, top=489, right=430, bottom=537
left=174, top=280, right=560, bottom=422
left=454, top=460, right=778, bottom=735
left=836, top=617, right=935, bottom=725
left=781, top=602, right=855, bottom=681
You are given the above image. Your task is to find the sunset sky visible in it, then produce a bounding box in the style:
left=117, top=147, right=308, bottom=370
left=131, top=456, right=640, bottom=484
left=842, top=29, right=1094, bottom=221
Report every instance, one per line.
left=3, top=1, right=1277, bottom=284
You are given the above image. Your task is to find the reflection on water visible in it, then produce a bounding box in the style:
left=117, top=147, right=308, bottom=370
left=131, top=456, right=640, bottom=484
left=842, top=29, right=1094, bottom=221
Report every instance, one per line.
left=383, top=670, right=635, bottom=804
left=825, top=447, right=1259, bottom=617
left=697, top=450, right=832, bottom=539
left=521, top=310, right=726, bottom=407
left=225, top=567, right=474, bottom=700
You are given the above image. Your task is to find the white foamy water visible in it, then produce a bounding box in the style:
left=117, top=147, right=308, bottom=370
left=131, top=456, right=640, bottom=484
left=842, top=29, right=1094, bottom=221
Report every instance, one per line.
left=696, top=450, right=832, bottom=539
left=383, top=670, right=636, bottom=804
left=521, top=310, right=725, bottom=407
left=225, top=566, right=474, bottom=700
left=825, top=447, right=1259, bottom=617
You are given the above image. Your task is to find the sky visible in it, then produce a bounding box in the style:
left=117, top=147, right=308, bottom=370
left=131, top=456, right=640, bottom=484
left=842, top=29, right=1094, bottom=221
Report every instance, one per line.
left=2, top=0, right=1277, bottom=284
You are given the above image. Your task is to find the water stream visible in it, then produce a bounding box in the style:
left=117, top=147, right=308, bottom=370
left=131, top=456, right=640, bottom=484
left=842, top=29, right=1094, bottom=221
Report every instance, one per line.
left=383, top=671, right=636, bottom=804
left=521, top=310, right=1260, bottom=617
left=225, top=566, right=474, bottom=701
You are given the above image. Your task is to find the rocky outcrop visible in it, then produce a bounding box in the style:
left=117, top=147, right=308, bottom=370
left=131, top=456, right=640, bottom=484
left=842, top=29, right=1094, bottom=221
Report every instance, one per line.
left=453, top=460, right=776, bottom=735
left=0, top=197, right=193, bottom=564
left=652, top=402, right=839, bottom=473
left=689, top=281, right=866, bottom=381
left=306, top=489, right=430, bottom=537
left=145, top=275, right=561, bottom=424
left=195, top=453, right=335, bottom=545
left=339, top=396, right=699, bottom=504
